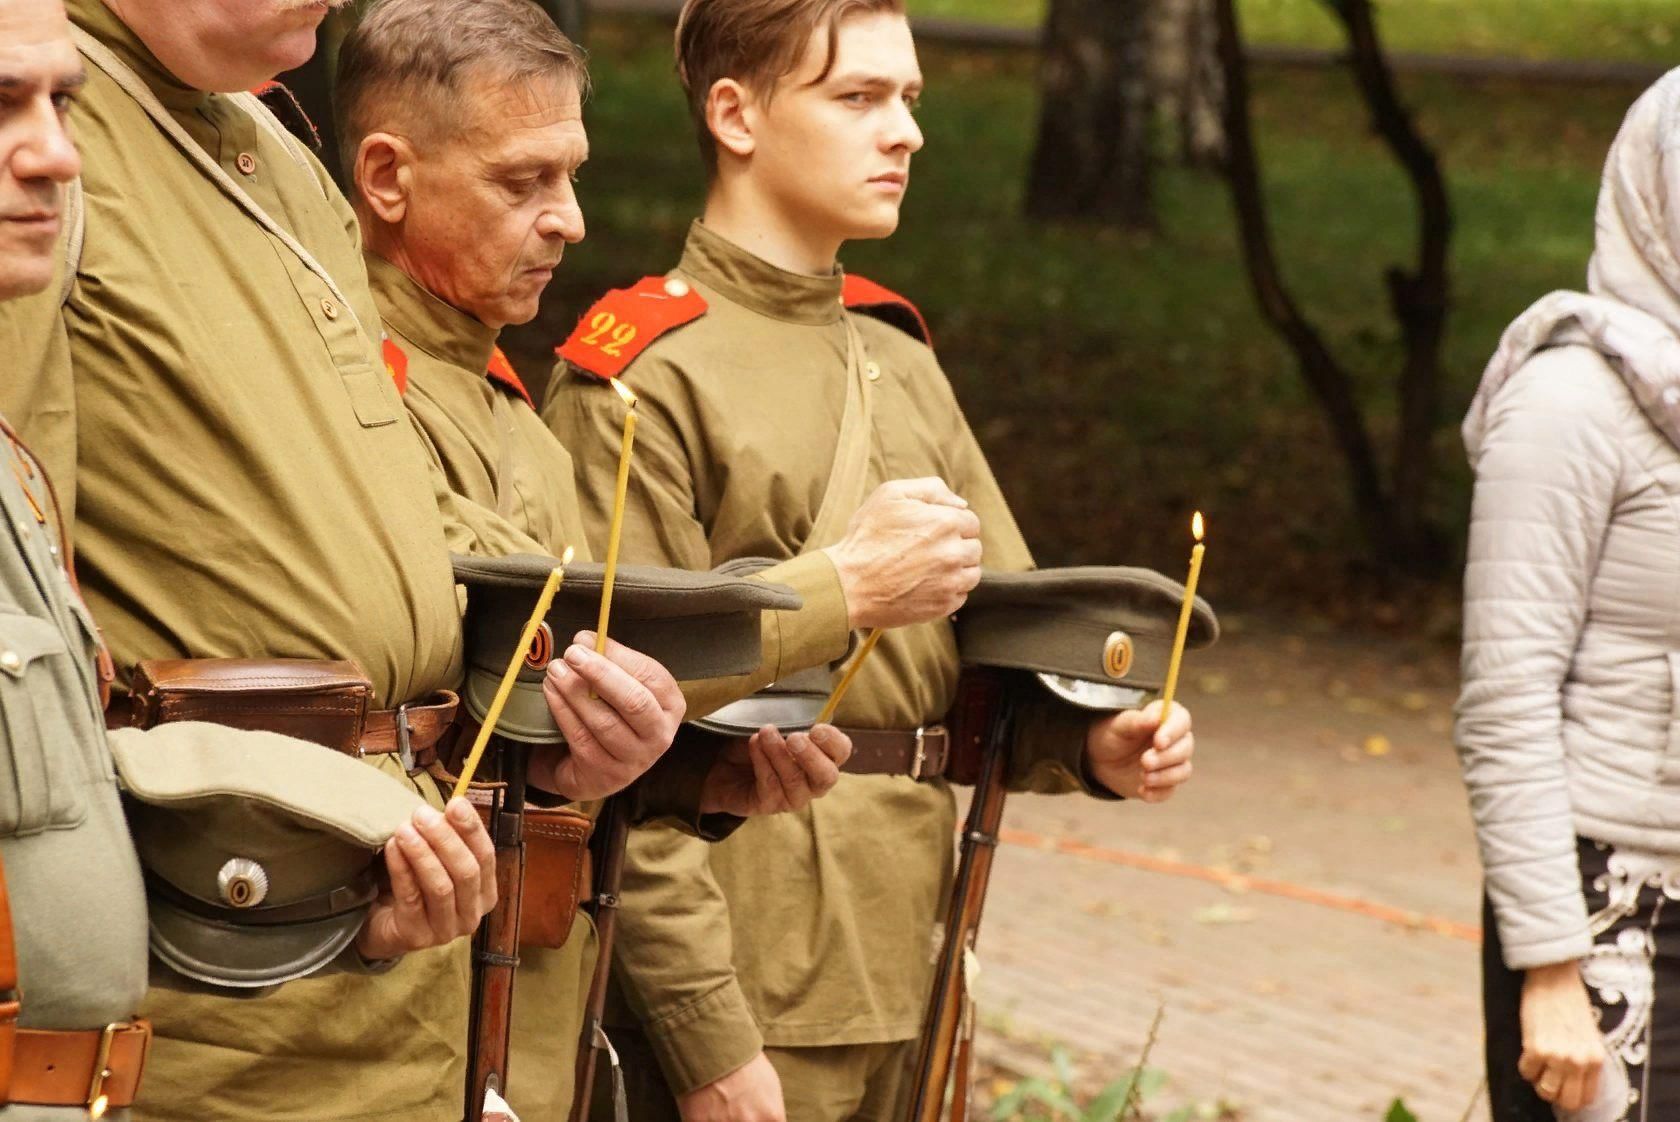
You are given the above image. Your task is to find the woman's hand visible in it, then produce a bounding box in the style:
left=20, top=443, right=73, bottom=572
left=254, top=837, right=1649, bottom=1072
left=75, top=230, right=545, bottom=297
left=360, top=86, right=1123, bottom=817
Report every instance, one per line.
left=1518, top=960, right=1604, bottom=1111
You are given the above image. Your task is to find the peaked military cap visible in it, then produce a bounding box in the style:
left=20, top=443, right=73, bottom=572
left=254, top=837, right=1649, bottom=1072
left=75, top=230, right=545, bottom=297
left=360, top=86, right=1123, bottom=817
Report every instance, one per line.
left=453, top=553, right=803, bottom=744
left=954, top=567, right=1219, bottom=711
left=110, top=725, right=422, bottom=989
left=689, top=558, right=841, bottom=736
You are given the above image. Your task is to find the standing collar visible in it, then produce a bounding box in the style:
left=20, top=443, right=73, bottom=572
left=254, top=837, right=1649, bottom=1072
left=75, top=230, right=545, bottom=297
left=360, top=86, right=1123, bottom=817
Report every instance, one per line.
left=69, top=0, right=209, bottom=112
left=678, top=221, right=845, bottom=326
left=365, top=254, right=500, bottom=377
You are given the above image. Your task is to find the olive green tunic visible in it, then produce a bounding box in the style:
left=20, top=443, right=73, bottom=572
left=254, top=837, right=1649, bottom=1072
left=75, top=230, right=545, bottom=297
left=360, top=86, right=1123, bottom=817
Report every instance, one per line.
left=0, top=423, right=146, bottom=1122
left=0, top=4, right=513, bottom=1118
left=546, top=223, right=1099, bottom=1094
left=375, top=250, right=853, bottom=1118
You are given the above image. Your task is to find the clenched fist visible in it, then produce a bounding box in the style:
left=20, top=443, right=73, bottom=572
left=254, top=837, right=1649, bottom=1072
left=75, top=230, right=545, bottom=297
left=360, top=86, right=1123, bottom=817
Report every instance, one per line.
left=824, top=477, right=982, bottom=630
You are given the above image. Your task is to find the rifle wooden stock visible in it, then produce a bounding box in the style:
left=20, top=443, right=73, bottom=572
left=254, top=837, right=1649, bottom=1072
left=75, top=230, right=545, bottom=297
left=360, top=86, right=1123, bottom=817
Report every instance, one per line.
left=465, top=736, right=529, bottom=1122
left=910, top=672, right=1015, bottom=1122
left=568, top=792, right=631, bottom=1122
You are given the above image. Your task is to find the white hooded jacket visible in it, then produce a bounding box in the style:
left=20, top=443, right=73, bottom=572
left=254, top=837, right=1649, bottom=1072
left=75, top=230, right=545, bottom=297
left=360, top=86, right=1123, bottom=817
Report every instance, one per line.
left=1458, top=68, right=1680, bottom=970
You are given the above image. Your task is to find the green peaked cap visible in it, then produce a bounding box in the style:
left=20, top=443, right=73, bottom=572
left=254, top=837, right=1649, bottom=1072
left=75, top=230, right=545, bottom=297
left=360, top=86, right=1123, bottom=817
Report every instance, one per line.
left=452, top=553, right=803, bottom=744
left=110, top=725, right=422, bottom=990
left=954, top=566, right=1219, bottom=711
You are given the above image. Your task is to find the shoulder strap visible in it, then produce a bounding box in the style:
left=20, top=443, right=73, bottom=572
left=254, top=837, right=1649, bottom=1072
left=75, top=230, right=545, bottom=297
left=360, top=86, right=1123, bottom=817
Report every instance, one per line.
left=803, top=315, right=877, bottom=550
left=842, top=273, right=931, bottom=346
left=57, top=177, right=83, bottom=307
left=71, top=27, right=364, bottom=339
left=557, top=276, right=708, bottom=381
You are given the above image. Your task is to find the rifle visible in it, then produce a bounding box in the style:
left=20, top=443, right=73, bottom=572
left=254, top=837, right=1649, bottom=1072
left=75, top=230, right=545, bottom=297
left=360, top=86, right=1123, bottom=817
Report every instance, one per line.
left=464, top=735, right=530, bottom=1122
left=910, top=670, right=1015, bottom=1122
left=568, top=791, right=631, bottom=1122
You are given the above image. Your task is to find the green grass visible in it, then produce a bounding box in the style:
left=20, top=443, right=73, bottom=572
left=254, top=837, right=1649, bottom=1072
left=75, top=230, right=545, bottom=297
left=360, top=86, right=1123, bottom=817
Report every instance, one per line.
left=904, top=0, right=1680, bottom=66
left=510, top=17, right=1631, bottom=610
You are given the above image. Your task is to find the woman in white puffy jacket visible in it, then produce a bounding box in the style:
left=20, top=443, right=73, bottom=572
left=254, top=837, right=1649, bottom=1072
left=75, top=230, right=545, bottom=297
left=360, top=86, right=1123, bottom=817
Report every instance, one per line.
left=1458, top=70, right=1680, bottom=1122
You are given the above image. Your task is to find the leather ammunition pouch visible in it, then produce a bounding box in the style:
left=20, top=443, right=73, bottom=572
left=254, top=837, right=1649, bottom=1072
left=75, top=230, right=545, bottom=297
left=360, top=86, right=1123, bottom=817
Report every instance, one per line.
left=467, top=790, right=593, bottom=950
left=106, top=658, right=455, bottom=774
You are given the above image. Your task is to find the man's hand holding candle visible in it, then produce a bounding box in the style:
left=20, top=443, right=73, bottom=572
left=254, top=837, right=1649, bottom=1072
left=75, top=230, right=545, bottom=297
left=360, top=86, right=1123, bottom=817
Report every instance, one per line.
left=541, top=631, right=688, bottom=801
left=1083, top=700, right=1196, bottom=803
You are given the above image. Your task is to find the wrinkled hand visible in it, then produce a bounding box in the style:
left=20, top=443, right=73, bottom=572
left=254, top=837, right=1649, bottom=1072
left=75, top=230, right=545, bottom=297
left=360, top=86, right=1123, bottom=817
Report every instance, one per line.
left=1519, top=961, right=1604, bottom=1111
left=1084, top=700, right=1194, bottom=802
left=824, top=477, right=981, bottom=630
left=540, top=632, right=686, bottom=801
left=678, top=1052, right=786, bottom=1122
left=700, top=724, right=853, bottom=816
left=356, top=798, right=496, bottom=961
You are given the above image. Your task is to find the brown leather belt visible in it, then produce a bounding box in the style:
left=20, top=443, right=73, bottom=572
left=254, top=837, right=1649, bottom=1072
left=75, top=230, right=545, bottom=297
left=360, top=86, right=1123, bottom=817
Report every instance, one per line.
left=6, top=1019, right=151, bottom=1113
left=837, top=725, right=949, bottom=780
left=104, top=691, right=457, bottom=774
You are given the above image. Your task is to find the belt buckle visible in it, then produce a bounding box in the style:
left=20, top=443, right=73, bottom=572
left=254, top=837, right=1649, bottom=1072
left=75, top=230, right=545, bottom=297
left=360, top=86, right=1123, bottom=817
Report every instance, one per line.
left=395, top=703, right=415, bottom=773
left=910, top=725, right=927, bottom=781
left=86, top=1021, right=122, bottom=1118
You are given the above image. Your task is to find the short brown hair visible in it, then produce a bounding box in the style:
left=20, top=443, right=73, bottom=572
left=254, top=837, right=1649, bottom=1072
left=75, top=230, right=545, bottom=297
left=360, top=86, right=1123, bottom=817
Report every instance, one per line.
left=334, top=0, right=590, bottom=179
left=674, top=0, right=904, bottom=174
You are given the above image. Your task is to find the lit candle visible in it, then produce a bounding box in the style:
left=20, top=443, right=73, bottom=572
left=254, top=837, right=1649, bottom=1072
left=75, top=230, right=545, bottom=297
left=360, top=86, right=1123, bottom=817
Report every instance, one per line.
left=816, top=627, right=883, bottom=725
left=1159, top=512, right=1205, bottom=718
left=453, top=546, right=575, bottom=799
left=596, top=378, right=638, bottom=656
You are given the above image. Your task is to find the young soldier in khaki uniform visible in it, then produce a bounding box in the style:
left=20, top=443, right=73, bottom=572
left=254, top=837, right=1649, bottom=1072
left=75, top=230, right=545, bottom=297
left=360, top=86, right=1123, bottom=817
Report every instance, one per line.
left=333, top=1, right=990, bottom=1113
left=0, top=1, right=707, bottom=1119
left=546, top=1, right=1198, bottom=1118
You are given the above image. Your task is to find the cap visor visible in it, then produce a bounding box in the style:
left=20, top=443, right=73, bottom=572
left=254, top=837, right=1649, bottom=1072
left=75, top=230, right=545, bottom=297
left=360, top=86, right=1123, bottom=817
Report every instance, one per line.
left=690, top=693, right=828, bottom=736
left=1035, top=673, right=1151, bottom=713
left=148, top=899, right=367, bottom=989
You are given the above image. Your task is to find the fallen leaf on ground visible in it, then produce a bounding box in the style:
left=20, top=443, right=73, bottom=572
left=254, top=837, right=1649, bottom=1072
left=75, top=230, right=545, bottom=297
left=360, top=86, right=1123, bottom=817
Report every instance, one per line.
left=1364, top=734, right=1393, bottom=757
left=1193, top=903, right=1256, bottom=925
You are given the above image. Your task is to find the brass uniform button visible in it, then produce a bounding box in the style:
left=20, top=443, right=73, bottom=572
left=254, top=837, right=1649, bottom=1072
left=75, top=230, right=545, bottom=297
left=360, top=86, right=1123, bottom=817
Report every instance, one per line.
left=0, top=650, right=20, bottom=673
left=865, top=361, right=881, bottom=383
left=236, top=152, right=257, bottom=176
left=663, top=278, right=690, bottom=298
left=320, top=298, right=339, bottom=321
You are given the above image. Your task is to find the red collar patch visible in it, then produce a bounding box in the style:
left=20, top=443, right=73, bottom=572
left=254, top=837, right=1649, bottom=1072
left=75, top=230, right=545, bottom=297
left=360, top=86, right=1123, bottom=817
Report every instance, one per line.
left=382, top=336, right=408, bottom=394
left=842, top=274, right=931, bottom=346
left=487, top=347, right=534, bottom=408
left=557, top=276, right=709, bottom=381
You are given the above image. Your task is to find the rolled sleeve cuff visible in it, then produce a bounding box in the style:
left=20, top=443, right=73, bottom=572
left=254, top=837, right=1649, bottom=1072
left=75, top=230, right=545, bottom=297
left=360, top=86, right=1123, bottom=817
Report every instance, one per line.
left=630, top=737, right=744, bottom=842
left=644, top=980, right=766, bottom=1096
left=1007, top=690, right=1121, bottom=799
left=760, top=551, right=851, bottom=679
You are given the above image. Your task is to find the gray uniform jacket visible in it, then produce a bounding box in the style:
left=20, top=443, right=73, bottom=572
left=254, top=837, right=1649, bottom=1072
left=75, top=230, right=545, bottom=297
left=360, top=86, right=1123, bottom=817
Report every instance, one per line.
left=0, top=422, right=148, bottom=1120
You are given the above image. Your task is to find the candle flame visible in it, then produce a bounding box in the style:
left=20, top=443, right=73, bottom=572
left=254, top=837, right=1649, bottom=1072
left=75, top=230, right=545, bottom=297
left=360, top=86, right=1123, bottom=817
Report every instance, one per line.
left=560, top=545, right=575, bottom=565
left=611, top=378, right=637, bottom=409
left=1192, top=511, right=1205, bottom=541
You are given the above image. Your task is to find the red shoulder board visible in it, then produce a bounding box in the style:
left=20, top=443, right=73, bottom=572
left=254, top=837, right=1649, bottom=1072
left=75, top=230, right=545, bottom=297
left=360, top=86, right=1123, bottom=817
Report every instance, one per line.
left=250, top=81, right=321, bottom=152
left=557, top=276, right=708, bottom=381
left=487, top=347, right=534, bottom=408
left=842, top=274, right=931, bottom=346
left=382, top=336, right=408, bottom=395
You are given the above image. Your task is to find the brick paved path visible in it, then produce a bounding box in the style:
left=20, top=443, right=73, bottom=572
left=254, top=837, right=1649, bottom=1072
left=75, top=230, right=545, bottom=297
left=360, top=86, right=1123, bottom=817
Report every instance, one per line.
left=973, top=619, right=1488, bottom=1122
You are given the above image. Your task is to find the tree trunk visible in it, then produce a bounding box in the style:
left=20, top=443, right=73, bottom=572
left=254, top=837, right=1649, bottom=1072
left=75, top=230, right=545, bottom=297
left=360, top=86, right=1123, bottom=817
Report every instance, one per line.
left=1025, top=0, right=1157, bottom=228
left=1151, top=0, right=1226, bottom=168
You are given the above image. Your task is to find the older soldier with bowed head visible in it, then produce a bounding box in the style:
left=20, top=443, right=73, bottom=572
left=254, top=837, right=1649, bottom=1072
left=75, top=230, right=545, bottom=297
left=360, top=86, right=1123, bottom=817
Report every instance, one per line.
left=0, top=0, right=696, bottom=1120
left=547, top=0, right=1198, bottom=1119
left=335, top=1, right=993, bottom=1112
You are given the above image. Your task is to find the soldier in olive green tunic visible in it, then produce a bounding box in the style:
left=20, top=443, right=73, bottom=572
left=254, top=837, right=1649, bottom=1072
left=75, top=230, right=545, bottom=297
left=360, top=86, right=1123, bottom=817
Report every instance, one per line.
left=547, top=2, right=1199, bottom=1119
left=337, top=2, right=985, bottom=1114
left=0, top=1, right=706, bottom=1119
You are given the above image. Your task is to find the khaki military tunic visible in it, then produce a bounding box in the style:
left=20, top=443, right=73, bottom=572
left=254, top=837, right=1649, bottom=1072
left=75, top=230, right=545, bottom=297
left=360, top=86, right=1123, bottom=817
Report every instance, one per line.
left=0, top=4, right=507, bottom=1118
left=546, top=223, right=1099, bottom=1096
left=0, top=422, right=145, bottom=1121
left=378, top=237, right=858, bottom=1116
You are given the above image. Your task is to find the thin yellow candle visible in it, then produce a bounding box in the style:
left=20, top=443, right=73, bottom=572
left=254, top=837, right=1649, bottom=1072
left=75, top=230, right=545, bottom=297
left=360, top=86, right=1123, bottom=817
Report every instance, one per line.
left=453, top=546, right=575, bottom=799
left=1159, top=511, right=1206, bottom=717
left=595, top=378, right=639, bottom=655
left=817, top=627, right=883, bottom=725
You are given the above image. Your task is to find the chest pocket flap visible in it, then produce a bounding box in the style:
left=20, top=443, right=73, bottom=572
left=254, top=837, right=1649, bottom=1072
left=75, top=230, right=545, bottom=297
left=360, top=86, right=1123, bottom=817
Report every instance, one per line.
left=0, top=614, right=92, bottom=837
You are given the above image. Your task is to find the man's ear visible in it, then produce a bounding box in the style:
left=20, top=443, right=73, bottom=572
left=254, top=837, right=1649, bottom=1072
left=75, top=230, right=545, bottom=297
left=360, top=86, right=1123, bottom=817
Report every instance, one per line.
left=354, top=131, right=416, bottom=224
left=706, top=79, right=756, bottom=160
